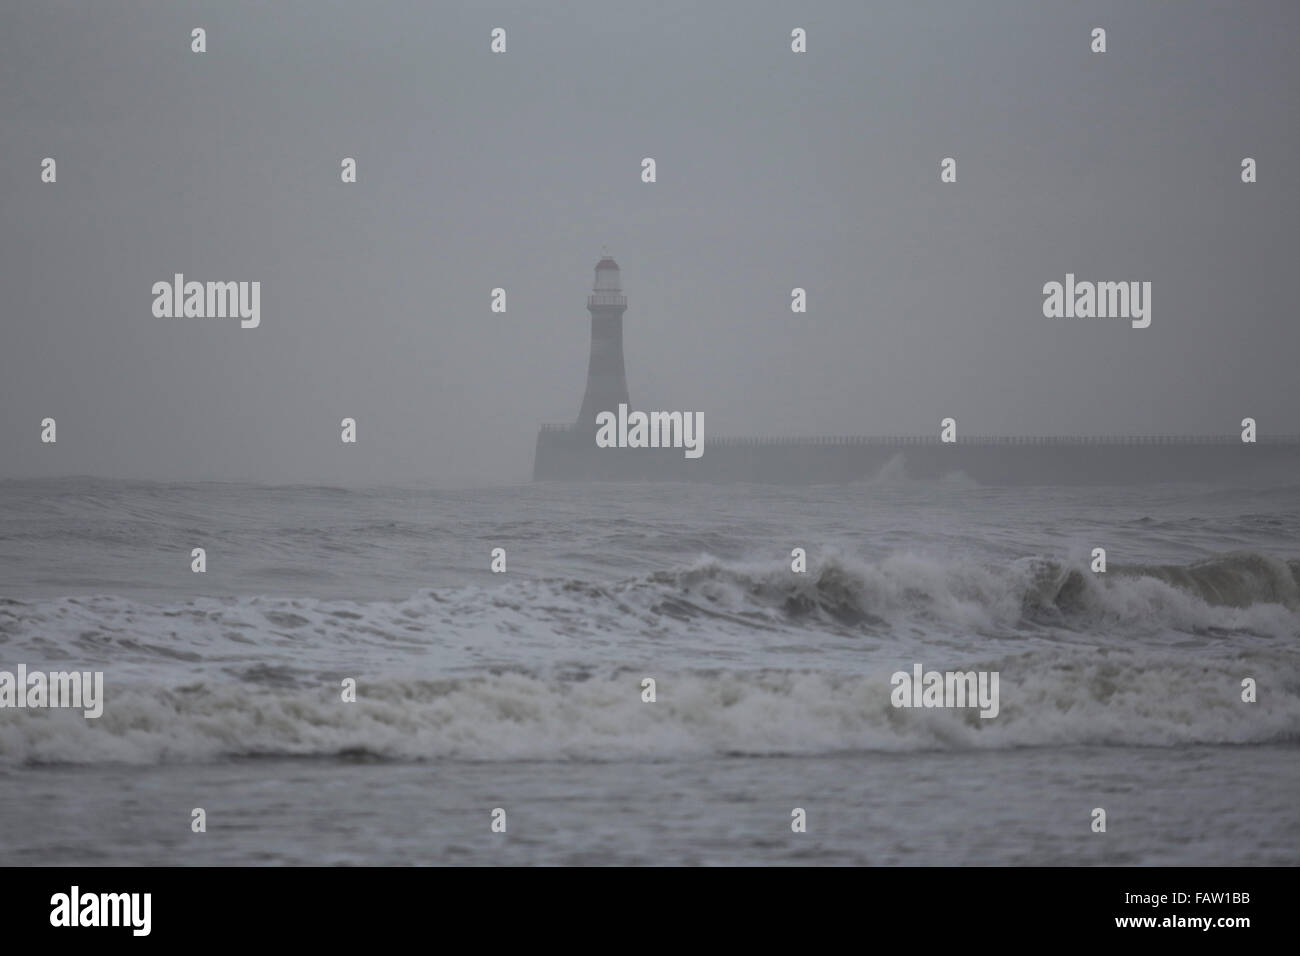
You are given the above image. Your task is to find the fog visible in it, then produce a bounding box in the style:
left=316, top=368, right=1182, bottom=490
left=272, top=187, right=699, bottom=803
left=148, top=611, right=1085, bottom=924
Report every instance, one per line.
left=2, top=0, right=1296, bottom=485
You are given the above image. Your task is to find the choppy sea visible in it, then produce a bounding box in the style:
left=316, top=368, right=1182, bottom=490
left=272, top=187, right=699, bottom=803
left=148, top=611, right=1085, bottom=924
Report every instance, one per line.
left=1, top=477, right=1297, bottom=864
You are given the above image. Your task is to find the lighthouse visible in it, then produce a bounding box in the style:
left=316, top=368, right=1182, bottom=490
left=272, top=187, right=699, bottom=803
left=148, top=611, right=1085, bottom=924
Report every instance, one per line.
left=576, top=255, right=630, bottom=427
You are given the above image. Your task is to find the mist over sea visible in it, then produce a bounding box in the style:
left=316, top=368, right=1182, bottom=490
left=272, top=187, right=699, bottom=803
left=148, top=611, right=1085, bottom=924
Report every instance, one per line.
left=1, top=476, right=1298, bottom=865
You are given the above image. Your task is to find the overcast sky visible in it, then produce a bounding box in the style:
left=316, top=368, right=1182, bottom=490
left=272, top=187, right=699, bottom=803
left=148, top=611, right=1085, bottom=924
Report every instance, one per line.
left=2, top=0, right=1297, bottom=485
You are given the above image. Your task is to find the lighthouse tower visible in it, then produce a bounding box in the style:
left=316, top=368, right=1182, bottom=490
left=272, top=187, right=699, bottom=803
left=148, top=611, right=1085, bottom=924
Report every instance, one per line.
left=576, top=255, right=630, bottom=427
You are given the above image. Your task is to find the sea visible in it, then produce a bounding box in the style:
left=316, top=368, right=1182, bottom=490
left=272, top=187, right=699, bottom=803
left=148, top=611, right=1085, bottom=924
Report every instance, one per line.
left=1, top=476, right=1297, bottom=865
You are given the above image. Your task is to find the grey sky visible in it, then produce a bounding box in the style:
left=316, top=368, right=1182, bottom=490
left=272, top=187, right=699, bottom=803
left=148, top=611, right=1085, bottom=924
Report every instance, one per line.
left=2, top=0, right=1297, bottom=485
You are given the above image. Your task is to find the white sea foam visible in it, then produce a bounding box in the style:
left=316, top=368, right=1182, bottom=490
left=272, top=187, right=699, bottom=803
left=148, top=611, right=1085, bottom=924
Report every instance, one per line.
left=1, top=649, right=1296, bottom=765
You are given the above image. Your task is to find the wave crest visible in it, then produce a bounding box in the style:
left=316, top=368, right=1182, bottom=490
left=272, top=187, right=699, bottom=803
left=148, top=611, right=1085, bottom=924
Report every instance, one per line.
left=2, top=654, right=1295, bottom=765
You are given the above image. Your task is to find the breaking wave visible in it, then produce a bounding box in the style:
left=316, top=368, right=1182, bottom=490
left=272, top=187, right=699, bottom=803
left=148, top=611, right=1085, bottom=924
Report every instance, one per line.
left=2, top=550, right=1297, bottom=764
left=2, top=652, right=1296, bottom=765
